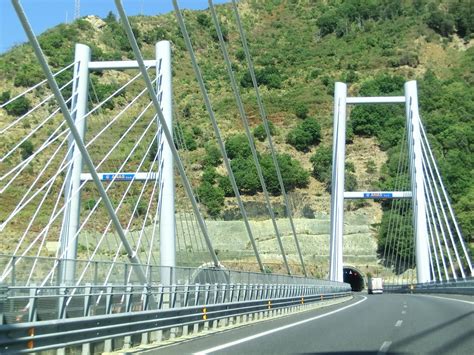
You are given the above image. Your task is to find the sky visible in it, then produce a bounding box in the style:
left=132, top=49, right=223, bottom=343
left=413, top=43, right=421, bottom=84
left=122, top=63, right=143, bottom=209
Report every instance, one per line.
left=0, top=0, right=230, bottom=53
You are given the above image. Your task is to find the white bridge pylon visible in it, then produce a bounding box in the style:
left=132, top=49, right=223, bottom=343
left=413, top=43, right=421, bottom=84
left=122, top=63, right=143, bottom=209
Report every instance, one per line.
left=59, top=41, right=176, bottom=286
left=329, top=81, right=431, bottom=284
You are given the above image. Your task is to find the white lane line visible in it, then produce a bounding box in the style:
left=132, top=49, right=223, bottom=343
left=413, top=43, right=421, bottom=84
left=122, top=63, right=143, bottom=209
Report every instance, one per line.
left=412, top=294, right=474, bottom=305
left=395, top=320, right=403, bottom=327
left=378, top=341, right=392, bottom=354
left=193, top=296, right=367, bottom=355
left=403, top=304, right=407, bottom=308
left=402, top=310, right=406, bottom=314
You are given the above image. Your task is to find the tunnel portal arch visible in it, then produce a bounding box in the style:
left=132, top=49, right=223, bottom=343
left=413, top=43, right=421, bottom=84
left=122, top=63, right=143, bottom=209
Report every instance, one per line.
left=343, top=266, right=365, bottom=292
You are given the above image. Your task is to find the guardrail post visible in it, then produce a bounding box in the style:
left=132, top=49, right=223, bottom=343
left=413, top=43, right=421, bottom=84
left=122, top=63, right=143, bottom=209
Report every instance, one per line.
left=183, top=283, right=190, bottom=307
left=204, top=283, right=211, bottom=304
left=221, top=283, right=228, bottom=304
left=104, top=286, right=114, bottom=352
left=236, top=283, right=241, bottom=301
left=193, top=284, right=200, bottom=334
left=140, top=285, right=151, bottom=346
left=58, top=285, right=67, bottom=320
left=213, top=283, right=219, bottom=305
left=82, top=283, right=93, bottom=355
left=0, top=283, right=7, bottom=325
left=123, top=286, right=133, bottom=349
left=194, top=283, right=200, bottom=306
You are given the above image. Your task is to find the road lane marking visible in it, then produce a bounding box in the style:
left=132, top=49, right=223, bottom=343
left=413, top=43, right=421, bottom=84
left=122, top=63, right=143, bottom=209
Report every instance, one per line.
left=378, top=341, right=392, bottom=354
left=412, top=294, right=474, bottom=305
left=402, top=310, right=406, bottom=314
left=194, top=296, right=367, bottom=354
left=395, top=320, right=403, bottom=327
left=403, top=304, right=407, bottom=308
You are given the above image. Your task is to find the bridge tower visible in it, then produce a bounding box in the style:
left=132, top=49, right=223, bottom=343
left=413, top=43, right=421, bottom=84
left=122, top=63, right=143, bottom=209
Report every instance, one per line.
left=59, top=41, right=175, bottom=285
left=329, top=81, right=431, bottom=283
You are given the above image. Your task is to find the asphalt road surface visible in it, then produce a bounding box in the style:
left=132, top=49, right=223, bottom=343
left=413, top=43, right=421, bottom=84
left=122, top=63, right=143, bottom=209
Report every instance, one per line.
left=144, top=293, right=473, bottom=354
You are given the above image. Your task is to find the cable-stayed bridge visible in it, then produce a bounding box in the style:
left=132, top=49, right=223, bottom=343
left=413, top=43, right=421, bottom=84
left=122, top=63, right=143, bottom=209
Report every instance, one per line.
left=0, top=0, right=472, bottom=353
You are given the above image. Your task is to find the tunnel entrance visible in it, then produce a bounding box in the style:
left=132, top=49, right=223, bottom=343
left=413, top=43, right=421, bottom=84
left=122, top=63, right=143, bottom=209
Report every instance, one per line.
left=343, top=267, right=365, bottom=292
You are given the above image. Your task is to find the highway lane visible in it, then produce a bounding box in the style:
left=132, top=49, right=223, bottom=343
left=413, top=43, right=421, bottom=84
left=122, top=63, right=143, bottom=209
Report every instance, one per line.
left=145, top=293, right=473, bottom=354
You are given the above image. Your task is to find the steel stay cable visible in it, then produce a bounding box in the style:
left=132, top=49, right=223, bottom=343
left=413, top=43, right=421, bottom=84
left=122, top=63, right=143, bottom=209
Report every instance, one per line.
left=392, top=189, right=409, bottom=283
left=423, top=174, right=443, bottom=281
left=172, top=121, right=196, bottom=255
left=90, top=124, right=163, bottom=297
left=171, top=0, right=262, bottom=271
left=1, top=70, right=150, bottom=192
left=0, top=77, right=74, bottom=138
left=0, top=61, right=76, bottom=110
left=420, top=130, right=468, bottom=278
left=115, top=0, right=219, bottom=268
left=66, top=104, right=160, bottom=290
left=385, top=139, right=409, bottom=276
left=425, top=185, right=449, bottom=281
left=209, top=0, right=291, bottom=275
left=390, top=155, right=409, bottom=282
left=382, top=128, right=407, bottom=266
left=422, top=148, right=457, bottom=280
left=122, top=139, right=164, bottom=285
left=1, top=81, right=154, bottom=232
left=420, top=124, right=472, bottom=275
left=3, top=100, right=159, bottom=286
left=399, top=163, right=413, bottom=284
left=230, top=0, right=306, bottom=276
left=1, top=91, right=74, bottom=164
left=0, top=145, right=70, bottom=283
left=423, top=168, right=450, bottom=281
left=173, top=119, right=204, bottom=255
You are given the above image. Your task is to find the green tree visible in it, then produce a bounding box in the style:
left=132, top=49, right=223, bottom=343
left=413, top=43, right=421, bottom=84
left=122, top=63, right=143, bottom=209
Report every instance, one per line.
left=310, top=146, right=332, bottom=185
left=197, top=181, right=224, bottom=217
left=287, top=118, right=321, bottom=152
left=5, top=96, right=30, bottom=116
left=196, top=13, right=211, bottom=28
left=202, top=166, right=218, bottom=184
left=295, top=104, right=309, bottom=119
left=253, top=121, right=275, bottom=142
left=426, top=7, right=455, bottom=37
left=0, top=91, right=11, bottom=105
left=225, top=134, right=252, bottom=159
left=20, top=140, right=34, bottom=160
left=261, top=153, right=309, bottom=194
left=217, top=175, right=234, bottom=197
left=231, top=157, right=260, bottom=195
left=203, top=143, right=222, bottom=167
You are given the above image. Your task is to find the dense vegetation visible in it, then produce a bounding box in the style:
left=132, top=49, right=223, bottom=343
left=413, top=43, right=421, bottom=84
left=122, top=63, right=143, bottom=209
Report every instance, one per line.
left=0, top=0, right=472, bottom=259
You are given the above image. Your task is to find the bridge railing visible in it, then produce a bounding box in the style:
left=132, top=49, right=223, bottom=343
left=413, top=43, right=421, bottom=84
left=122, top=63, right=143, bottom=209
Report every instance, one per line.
left=0, top=254, right=350, bottom=325
left=385, top=277, right=474, bottom=295
left=0, top=254, right=340, bottom=287
left=0, top=254, right=351, bottom=353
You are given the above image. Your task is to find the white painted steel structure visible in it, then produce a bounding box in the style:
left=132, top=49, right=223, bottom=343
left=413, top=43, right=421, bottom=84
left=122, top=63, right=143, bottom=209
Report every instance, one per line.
left=156, top=41, right=176, bottom=286
left=58, top=42, right=176, bottom=286
left=344, top=191, right=412, bottom=199
left=59, top=44, right=90, bottom=285
left=329, top=81, right=431, bottom=283
left=405, top=81, right=430, bottom=283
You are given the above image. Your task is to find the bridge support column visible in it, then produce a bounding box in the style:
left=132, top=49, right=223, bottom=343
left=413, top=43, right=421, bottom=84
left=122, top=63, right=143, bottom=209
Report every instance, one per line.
left=156, top=41, right=176, bottom=286
left=405, top=81, right=431, bottom=283
left=329, top=83, right=347, bottom=282
left=59, top=43, right=90, bottom=285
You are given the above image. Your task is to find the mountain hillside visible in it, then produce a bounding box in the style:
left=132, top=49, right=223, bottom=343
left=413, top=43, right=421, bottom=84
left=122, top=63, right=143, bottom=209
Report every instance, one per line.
left=0, top=0, right=472, bottom=272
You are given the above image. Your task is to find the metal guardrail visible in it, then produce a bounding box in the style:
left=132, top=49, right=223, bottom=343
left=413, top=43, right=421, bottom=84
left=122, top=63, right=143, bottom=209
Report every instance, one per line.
left=0, top=254, right=352, bottom=353
left=0, top=285, right=351, bottom=353
left=0, top=254, right=340, bottom=287
left=385, top=277, right=474, bottom=295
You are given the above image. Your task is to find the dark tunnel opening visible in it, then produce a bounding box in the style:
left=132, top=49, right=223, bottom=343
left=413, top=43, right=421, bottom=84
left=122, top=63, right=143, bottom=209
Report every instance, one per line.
left=343, top=267, right=365, bottom=292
